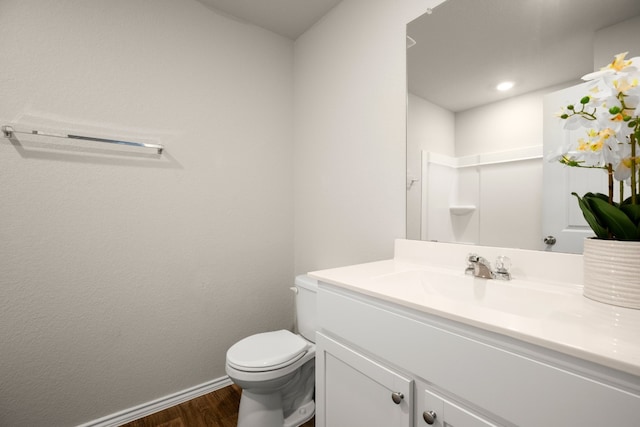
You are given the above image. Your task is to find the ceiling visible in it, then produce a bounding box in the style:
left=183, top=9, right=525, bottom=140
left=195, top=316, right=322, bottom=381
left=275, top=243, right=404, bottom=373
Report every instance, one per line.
left=408, top=0, right=640, bottom=112
left=196, top=0, right=343, bottom=40
left=195, top=0, right=640, bottom=112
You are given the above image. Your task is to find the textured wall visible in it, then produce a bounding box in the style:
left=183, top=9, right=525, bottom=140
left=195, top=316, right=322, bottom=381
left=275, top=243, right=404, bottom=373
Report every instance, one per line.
left=0, top=1, right=294, bottom=425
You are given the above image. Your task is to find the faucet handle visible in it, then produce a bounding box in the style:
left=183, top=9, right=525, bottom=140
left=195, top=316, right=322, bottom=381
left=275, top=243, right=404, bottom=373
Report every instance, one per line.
left=494, top=255, right=512, bottom=280
left=465, top=253, right=478, bottom=275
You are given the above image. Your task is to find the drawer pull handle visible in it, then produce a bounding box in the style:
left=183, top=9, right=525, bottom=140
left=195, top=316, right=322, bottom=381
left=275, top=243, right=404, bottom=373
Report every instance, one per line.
left=391, top=392, right=404, bottom=404
left=423, top=410, right=437, bottom=425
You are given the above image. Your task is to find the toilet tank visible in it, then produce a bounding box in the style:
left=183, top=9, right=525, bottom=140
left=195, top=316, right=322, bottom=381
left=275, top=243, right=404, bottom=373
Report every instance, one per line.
left=294, top=275, right=318, bottom=343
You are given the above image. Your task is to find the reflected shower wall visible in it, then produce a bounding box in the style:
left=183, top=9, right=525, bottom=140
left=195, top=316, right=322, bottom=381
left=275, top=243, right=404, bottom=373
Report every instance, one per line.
left=421, top=149, right=542, bottom=250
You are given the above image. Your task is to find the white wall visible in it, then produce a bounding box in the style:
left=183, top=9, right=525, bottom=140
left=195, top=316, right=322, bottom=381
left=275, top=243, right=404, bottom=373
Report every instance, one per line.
left=0, top=1, right=294, bottom=426
left=293, top=0, right=446, bottom=273
left=408, top=94, right=456, bottom=158
left=455, top=91, right=544, bottom=157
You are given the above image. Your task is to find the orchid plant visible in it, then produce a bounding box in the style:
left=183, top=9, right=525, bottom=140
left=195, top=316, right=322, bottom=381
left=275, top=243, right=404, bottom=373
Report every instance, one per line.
left=556, top=52, right=640, bottom=240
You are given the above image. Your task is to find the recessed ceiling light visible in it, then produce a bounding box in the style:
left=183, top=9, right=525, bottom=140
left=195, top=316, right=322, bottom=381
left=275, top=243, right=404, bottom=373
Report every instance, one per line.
left=496, top=81, right=514, bottom=91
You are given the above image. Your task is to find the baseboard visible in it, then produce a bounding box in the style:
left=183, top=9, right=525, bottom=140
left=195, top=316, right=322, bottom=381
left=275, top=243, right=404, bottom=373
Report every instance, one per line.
left=77, top=376, right=233, bottom=427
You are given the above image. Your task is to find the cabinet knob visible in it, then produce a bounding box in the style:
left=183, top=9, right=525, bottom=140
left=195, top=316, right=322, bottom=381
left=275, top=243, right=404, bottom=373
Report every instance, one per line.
left=391, top=391, right=404, bottom=404
left=423, top=410, right=437, bottom=425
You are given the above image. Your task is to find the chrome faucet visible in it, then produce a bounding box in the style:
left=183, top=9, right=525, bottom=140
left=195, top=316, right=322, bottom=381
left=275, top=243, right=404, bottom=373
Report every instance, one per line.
left=465, top=254, right=511, bottom=280
left=466, top=254, right=494, bottom=279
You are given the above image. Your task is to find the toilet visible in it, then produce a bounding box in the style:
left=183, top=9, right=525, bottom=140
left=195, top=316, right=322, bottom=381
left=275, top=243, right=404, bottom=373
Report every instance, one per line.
left=225, top=275, right=318, bottom=427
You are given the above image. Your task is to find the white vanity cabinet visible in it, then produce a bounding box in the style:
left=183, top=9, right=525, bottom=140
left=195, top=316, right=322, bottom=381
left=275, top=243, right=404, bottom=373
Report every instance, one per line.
left=314, top=283, right=640, bottom=427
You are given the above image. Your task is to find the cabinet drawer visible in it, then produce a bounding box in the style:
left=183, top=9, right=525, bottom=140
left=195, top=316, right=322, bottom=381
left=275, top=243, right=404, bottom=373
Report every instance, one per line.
left=319, top=286, right=640, bottom=426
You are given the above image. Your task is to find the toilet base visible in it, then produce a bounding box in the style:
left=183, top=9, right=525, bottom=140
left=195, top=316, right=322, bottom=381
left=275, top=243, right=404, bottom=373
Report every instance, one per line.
left=237, top=389, right=284, bottom=427
left=284, top=400, right=314, bottom=427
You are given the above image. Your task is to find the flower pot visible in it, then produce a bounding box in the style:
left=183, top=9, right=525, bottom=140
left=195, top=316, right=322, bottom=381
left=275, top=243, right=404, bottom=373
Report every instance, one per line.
left=583, top=238, right=640, bottom=309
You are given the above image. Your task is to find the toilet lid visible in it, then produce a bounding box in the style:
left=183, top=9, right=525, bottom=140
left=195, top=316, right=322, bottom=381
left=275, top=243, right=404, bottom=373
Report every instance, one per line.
left=227, top=330, right=309, bottom=371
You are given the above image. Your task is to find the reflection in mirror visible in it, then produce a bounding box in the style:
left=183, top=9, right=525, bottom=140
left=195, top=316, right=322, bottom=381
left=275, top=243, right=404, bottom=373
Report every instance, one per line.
left=406, top=0, right=640, bottom=253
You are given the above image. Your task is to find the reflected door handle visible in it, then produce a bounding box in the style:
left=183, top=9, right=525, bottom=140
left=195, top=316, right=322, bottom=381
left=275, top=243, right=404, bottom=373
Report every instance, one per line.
left=543, top=235, right=556, bottom=246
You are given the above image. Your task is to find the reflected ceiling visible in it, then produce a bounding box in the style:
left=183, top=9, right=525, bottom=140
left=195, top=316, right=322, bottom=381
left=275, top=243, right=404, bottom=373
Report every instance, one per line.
left=408, top=0, right=640, bottom=112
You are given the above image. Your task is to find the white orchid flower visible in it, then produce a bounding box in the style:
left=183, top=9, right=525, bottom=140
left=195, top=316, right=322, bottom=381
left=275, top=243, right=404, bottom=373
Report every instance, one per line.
left=556, top=52, right=640, bottom=192
left=613, top=142, right=639, bottom=182
left=582, top=52, right=640, bottom=81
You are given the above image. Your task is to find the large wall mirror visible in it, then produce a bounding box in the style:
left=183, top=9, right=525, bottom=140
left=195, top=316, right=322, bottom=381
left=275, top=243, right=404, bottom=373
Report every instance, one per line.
left=407, top=0, right=640, bottom=253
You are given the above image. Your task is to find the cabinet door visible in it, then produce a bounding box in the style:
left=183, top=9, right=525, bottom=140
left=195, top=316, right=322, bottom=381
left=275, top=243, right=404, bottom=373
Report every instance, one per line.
left=420, top=388, right=498, bottom=427
left=316, top=333, right=413, bottom=427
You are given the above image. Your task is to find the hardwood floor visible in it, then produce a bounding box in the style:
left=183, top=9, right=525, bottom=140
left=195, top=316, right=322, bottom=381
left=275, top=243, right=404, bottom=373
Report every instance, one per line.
left=121, top=384, right=315, bottom=427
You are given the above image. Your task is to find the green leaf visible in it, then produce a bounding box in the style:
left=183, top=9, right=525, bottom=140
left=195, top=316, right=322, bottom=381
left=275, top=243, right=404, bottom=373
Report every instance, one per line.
left=620, top=203, right=640, bottom=224
left=622, top=195, right=634, bottom=205
left=588, top=197, right=640, bottom=240
left=587, top=192, right=621, bottom=208
left=587, top=192, right=612, bottom=203
left=572, top=193, right=609, bottom=238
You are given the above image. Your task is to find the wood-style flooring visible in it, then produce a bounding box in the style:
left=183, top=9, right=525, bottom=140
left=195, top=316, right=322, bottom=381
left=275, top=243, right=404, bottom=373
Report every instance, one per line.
left=121, top=384, right=315, bottom=427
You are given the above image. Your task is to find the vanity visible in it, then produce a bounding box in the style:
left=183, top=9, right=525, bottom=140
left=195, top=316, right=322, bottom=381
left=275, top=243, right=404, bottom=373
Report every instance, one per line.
left=309, top=239, right=640, bottom=427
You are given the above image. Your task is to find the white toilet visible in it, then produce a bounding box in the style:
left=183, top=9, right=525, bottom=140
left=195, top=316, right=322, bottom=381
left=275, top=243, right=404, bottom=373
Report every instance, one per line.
left=225, top=275, right=318, bottom=427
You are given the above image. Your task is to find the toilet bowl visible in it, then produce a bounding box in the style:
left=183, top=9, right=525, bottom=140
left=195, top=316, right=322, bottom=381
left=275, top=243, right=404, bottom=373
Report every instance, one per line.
left=225, top=275, right=318, bottom=427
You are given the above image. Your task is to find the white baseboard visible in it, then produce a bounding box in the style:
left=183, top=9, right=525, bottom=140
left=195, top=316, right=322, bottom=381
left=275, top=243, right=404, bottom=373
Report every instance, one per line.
left=77, top=376, right=233, bottom=427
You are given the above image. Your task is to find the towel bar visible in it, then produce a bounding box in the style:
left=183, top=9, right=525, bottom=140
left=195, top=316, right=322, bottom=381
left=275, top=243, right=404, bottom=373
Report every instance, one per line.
left=1, top=125, right=163, bottom=154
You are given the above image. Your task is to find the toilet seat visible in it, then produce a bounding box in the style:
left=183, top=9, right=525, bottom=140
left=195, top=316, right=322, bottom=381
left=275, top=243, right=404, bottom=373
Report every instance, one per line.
left=227, top=330, right=309, bottom=372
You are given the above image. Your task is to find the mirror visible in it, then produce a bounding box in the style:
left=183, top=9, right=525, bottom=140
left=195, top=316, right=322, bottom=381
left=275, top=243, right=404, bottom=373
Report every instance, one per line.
left=406, top=0, right=640, bottom=252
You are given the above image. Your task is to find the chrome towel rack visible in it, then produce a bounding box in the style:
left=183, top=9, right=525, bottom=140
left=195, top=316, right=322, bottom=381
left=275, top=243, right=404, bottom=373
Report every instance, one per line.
left=1, top=125, right=164, bottom=154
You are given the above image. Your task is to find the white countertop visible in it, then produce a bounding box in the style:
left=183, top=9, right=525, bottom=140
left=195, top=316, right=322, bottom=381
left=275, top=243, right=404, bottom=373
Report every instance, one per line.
left=310, top=240, right=640, bottom=377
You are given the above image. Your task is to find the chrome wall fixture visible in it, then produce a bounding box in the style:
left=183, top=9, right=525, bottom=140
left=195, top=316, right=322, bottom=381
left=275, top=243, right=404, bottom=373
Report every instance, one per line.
left=1, top=125, right=164, bottom=154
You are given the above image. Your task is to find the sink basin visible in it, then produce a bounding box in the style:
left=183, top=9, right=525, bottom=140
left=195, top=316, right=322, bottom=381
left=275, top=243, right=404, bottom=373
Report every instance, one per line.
left=367, top=269, right=577, bottom=318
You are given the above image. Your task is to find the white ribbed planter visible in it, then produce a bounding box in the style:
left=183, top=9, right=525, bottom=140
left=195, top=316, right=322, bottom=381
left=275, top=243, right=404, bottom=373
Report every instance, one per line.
left=583, top=238, right=640, bottom=309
